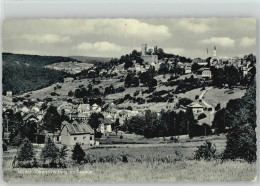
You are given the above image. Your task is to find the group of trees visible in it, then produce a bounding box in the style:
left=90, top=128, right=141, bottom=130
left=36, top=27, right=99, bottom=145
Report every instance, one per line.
left=16, top=137, right=86, bottom=168
left=212, top=81, right=256, bottom=162
left=123, top=109, right=210, bottom=138
left=124, top=72, right=140, bottom=88
left=122, top=50, right=144, bottom=69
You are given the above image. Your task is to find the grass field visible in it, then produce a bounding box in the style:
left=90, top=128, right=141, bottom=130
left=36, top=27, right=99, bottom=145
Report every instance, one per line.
left=3, top=135, right=257, bottom=183
left=203, top=87, right=246, bottom=108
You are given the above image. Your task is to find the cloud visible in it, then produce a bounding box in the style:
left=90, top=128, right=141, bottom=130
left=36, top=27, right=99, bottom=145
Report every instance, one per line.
left=164, top=47, right=185, bottom=55
left=179, top=20, right=210, bottom=33
left=76, top=42, right=122, bottom=52
left=239, top=37, right=255, bottom=47
left=200, top=37, right=235, bottom=47
left=22, top=34, right=71, bottom=44
left=58, top=19, right=171, bottom=40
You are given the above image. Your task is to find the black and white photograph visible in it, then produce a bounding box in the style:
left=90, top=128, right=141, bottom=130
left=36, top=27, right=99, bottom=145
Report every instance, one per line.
left=2, top=18, right=257, bottom=182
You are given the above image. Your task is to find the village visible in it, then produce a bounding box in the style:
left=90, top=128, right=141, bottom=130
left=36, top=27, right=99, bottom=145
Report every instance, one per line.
left=2, top=44, right=255, bottom=149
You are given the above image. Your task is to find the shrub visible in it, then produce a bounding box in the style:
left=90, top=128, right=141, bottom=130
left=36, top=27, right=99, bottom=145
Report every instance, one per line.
left=208, top=108, right=212, bottom=111
left=72, top=143, right=85, bottom=164
left=17, top=138, right=35, bottom=162
left=194, top=141, right=216, bottom=161
left=195, top=95, right=199, bottom=100
left=198, top=113, right=207, bottom=120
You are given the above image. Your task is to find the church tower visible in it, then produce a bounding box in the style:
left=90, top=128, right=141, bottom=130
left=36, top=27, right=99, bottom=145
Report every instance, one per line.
left=213, top=46, right=217, bottom=57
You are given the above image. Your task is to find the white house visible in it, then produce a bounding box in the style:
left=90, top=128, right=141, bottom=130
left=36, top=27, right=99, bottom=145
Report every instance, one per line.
left=98, top=118, right=113, bottom=134
left=91, top=103, right=101, bottom=113
left=186, top=103, right=204, bottom=115
left=60, top=120, right=95, bottom=146
left=78, top=104, right=90, bottom=113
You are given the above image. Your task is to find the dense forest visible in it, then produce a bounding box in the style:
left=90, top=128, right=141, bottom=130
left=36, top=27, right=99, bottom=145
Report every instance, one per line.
left=2, top=53, right=74, bottom=95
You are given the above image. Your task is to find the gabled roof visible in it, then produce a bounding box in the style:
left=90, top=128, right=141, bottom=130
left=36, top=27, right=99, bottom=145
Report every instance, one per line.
left=62, top=120, right=94, bottom=135
left=187, top=103, right=204, bottom=108
left=23, top=113, right=39, bottom=121
left=99, top=118, right=113, bottom=125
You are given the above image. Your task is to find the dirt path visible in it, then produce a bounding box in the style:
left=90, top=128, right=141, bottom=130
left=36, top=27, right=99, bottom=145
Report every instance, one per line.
left=199, top=87, right=215, bottom=115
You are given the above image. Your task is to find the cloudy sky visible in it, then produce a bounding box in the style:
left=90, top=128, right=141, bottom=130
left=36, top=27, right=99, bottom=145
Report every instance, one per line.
left=2, top=18, right=256, bottom=59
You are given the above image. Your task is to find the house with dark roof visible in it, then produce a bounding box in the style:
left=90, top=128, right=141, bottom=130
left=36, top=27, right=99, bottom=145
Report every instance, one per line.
left=60, top=120, right=94, bottom=146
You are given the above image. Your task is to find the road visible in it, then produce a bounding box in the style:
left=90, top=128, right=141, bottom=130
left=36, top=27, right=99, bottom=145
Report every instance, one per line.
left=199, top=86, right=215, bottom=115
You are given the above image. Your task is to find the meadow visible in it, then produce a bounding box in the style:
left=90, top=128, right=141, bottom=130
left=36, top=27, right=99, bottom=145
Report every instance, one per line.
left=3, top=135, right=256, bottom=183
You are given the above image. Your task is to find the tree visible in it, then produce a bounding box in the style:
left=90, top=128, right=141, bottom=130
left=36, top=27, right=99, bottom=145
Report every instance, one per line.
left=17, top=138, right=34, bottom=161
left=124, top=73, right=133, bottom=88
left=215, top=103, right=221, bottom=111
left=225, top=65, right=240, bottom=88
left=212, top=108, right=226, bottom=133
left=42, top=105, right=61, bottom=134
left=88, top=112, right=104, bottom=131
left=222, top=81, right=256, bottom=162
left=132, top=76, right=139, bottom=87
left=72, top=143, right=85, bottom=164
left=41, top=137, right=59, bottom=163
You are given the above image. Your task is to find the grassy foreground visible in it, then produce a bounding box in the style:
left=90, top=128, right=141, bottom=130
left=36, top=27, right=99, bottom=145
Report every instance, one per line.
left=3, top=160, right=256, bottom=183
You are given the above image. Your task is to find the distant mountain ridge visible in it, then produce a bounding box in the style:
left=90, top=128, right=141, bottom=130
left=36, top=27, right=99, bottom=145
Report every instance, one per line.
left=70, top=56, right=112, bottom=64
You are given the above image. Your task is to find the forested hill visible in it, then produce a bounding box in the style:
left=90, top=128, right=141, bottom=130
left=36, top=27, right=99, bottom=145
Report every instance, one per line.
left=2, top=53, right=71, bottom=95
left=2, top=53, right=80, bottom=67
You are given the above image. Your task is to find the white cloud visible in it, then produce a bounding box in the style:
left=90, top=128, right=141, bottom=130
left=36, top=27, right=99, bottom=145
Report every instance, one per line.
left=76, top=42, right=122, bottom=52
left=59, top=19, right=171, bottom=40
left=200, top=37, right=235, bottom=47
left=239, top=37, right=255, bottom=47
left=22, top=34, right=71, bottom=44
left=164, top=47, right=185, bottom=55
left=179, top=20, right=210, bottom=33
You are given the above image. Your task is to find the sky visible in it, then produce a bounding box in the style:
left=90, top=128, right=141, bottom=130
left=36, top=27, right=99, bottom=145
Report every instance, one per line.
left=2, top=18, right=256, bottom=59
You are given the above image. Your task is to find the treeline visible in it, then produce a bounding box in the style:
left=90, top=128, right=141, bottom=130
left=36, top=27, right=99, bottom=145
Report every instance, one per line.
left=3, top=62, right=67, bottom=95
left=122, top=109, right=211, bottom=138
left=2, top=53, right=80, bottom=67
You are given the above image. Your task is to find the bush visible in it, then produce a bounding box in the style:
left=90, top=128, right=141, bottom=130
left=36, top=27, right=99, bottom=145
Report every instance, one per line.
left=195, top=95, right=199, bottom=100
left=3, top=142, right=7, bottom=151
left=208, top=108, right=212, bottom=111
left=194, top=141, right=216, bottom=161
left=197, top=113, right=207, bottom=120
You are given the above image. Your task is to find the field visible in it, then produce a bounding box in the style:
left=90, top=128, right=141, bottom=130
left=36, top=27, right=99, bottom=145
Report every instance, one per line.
left=3, top=135, right=257, bottom=183
left=203, top=87, right=246, bottom=108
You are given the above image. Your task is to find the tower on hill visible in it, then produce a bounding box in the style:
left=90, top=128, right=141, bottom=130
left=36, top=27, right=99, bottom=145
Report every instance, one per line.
left=141, top=44, right=147, bottom=55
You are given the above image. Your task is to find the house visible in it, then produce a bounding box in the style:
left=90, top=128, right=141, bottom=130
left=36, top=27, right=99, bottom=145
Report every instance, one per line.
left=60, top=120, right=95, bottom=146
left=186, top=103, right=204, bottom=115
left=184, top=65, right=192, bottom=74
left=197, top=67, right=212, bottom=78
left=91, top=103, right=101, bottom=113
left=6, top=91, right=12, bottom=97
left=78, top=104, right=90, bottom=113
left=98, top=118, right=113, bottom=134
left=31, top=106, right=40, bottom=113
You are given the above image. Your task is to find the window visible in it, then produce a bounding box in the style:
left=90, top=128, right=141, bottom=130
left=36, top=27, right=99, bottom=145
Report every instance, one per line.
left=74, top=137, right=77, bottom=140
left=90, top=136, right=93, bottom=140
